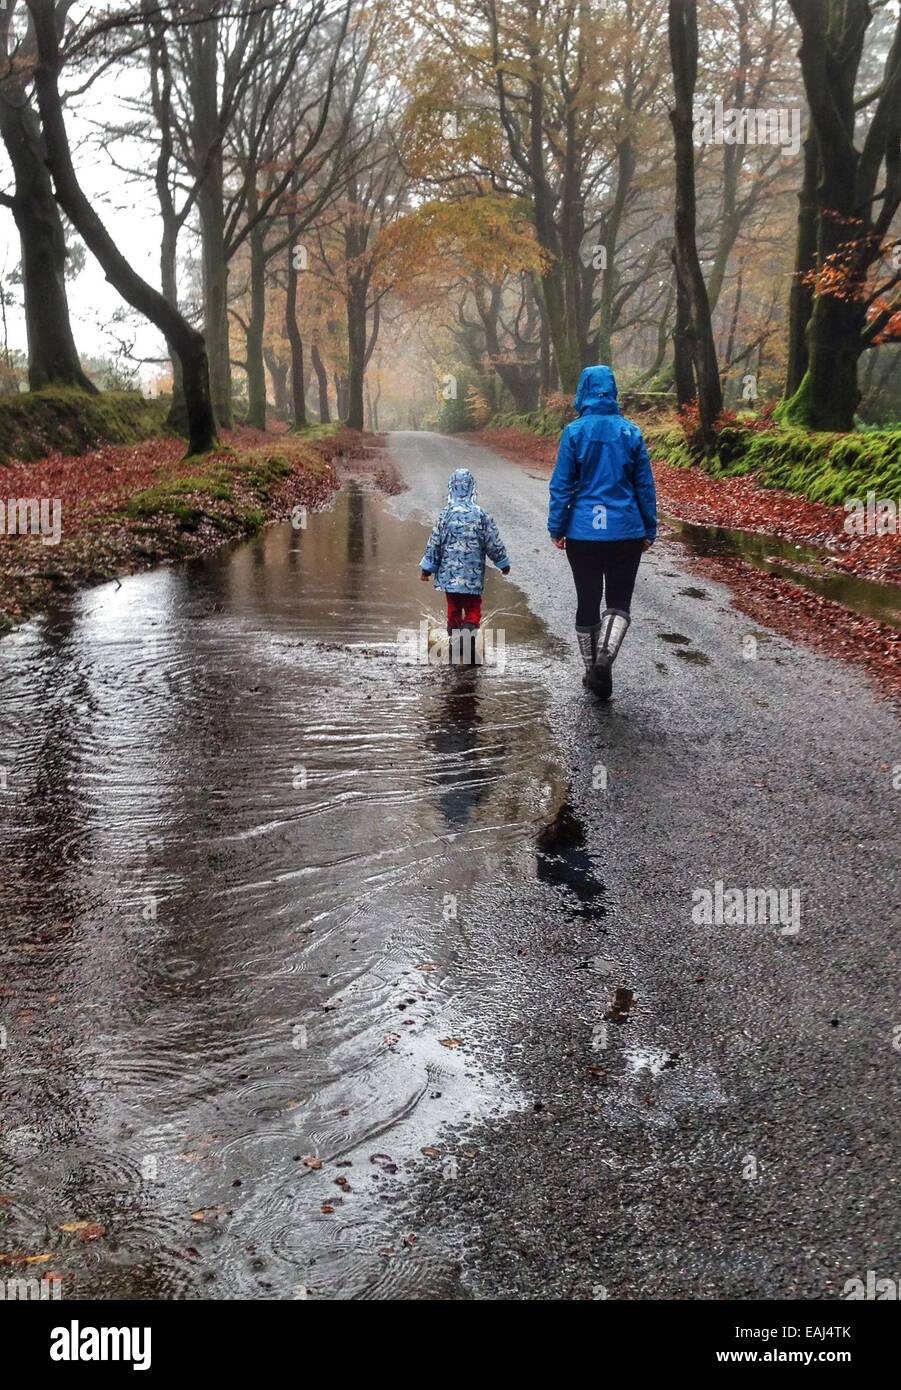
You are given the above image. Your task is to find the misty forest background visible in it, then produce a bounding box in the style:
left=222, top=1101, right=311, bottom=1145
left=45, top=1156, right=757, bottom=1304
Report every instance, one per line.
left=2, top=0, right=901, bottom=475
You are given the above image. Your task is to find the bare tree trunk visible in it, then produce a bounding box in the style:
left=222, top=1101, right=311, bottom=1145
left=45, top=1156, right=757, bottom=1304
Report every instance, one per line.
left=532, top=275, right=552, bottom=398
left=723, top=260, right=745, bottom=388
left=785, top=130, right=819, bottom=399
left=672, top=275, right=696, bottom=408
left=344, top=261, right=368, bottom=430
left=143, top=0, right=186, bottom=430
left=0, top=93, right=95, bottom=393
left=334, top=371, right=349, bottom=420
left=159, top=206, right=187, bottom=428
left=191, top=18, right=232, bottom=429
left=29, top=0, right=215, bottom=453
left=668, top=0, right=723, bottom=445
left=311, top=339, right=330, bottom=422
left=523, top=26, right=579, bottom=391
left=285, top=215, right=307, bottom=429
left=371, top=370, right=381, bottom=431
left=245, top=183, right=267, bottom=430
left=264, top=347, right=289, bottom=415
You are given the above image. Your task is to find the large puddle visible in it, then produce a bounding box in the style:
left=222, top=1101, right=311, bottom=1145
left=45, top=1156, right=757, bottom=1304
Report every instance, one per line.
left=663, top=514, right=901, bottom=626
left=0, top=483, right=590, bottom=1299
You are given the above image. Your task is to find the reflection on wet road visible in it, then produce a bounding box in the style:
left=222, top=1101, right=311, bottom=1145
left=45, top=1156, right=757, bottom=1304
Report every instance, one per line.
left=0, top=483, right=598, bottom=1299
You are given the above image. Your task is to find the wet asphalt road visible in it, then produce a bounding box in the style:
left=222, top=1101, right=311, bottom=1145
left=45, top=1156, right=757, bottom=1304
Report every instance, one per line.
left=1, top=428, right=898, bottom=1303
left=388, top=430, right=901, bottom=1301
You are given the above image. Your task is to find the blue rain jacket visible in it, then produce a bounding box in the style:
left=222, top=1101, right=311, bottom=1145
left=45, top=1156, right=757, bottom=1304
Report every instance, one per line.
left=420, top=469, right=510, bottom=595
left=548, top=366, right=657, bottom=542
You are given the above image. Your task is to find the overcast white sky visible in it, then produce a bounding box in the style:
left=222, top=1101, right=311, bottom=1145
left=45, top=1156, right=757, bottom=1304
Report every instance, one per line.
left=0, top=44, right=175, bottom=384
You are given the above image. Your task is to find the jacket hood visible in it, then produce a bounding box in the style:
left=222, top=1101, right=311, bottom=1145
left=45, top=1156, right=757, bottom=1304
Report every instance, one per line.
left=574, top=365, right=620, bottom=415
left=447, top=468, right=477, bottom=503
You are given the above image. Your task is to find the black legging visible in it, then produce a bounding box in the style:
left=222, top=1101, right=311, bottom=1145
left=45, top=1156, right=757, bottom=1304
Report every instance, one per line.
left=565, top=538, right=644, bottom=627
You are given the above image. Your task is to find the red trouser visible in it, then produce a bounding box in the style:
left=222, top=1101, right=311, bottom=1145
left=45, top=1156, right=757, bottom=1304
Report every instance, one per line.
left=446, top=593, right=482, bottom=628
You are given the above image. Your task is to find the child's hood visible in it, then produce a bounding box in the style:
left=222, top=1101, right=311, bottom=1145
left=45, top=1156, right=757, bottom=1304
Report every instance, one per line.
left=446, top=468, right=478, bottom=504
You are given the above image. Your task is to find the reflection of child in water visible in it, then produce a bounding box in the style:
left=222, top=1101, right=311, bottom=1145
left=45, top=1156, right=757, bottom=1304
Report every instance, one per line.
left=420, top=468, right=511, bottom=634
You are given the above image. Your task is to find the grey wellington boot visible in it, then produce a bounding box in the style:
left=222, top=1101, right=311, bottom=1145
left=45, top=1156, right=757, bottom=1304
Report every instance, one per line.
left=590, top=609, right=631, bottom=701
left=576, top=624, right=601, bottom=689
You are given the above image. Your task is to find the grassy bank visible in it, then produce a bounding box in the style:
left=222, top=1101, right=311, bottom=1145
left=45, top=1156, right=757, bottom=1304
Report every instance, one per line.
left=0, top=425, right=359, bottom=635
left=0, top=388, right=168, bottom=465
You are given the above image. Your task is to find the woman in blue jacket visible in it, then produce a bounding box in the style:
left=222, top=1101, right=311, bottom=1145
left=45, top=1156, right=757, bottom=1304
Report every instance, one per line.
left=548, top=365, right=657, bottom=700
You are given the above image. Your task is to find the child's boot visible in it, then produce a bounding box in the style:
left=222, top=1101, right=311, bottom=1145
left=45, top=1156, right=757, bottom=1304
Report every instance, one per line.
left=461, top=620, right=480, bottom=667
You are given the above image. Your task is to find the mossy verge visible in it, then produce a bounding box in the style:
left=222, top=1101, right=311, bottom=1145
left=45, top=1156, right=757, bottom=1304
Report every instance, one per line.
left=644, top=424, right=901, bottom=505
left=0, top=388, right=168, bottom=465
left=124, top=445, right=329, bottom=540
left=491, top=405, right=568, bottom=438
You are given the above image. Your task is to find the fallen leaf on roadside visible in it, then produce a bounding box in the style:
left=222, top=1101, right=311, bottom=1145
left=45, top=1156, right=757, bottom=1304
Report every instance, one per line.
left=302, top=1157, right=322, bottom=1170
left=320, top=1204, right=335, bottom=1214
left=190, top=1205, right=227, bottom=1225
left=415, top=963, right=440, bottom=972
left=439, top=1038, right=462, bottom=1048
left=402, top=1234, right=417, bottom=1248
left=59, top=1221, right=105, bottom=1242
left=421, top=1146, right=441, bottom=1158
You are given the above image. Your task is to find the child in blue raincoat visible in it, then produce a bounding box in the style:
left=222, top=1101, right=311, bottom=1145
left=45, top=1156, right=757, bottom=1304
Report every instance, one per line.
left=420, top=468, right=511, bottom=633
